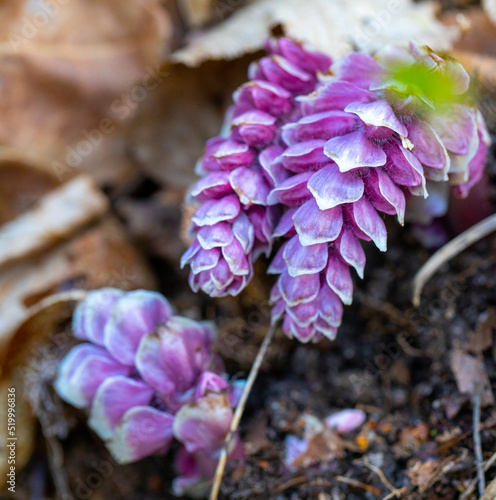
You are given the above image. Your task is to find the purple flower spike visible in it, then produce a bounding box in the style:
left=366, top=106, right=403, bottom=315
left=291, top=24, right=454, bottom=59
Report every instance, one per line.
left=183, top=38, right=333, bottom=298
left=55, top=288, right=245, bottom=493
left=266, top=41, right=489, bottom=342
left=184, top=38, right=488, bottom=343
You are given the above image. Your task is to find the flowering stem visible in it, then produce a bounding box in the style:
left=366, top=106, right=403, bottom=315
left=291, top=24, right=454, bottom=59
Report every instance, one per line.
left=209, top=321, right=279, bottom=500
left=413, top=213, right=496, bottom=307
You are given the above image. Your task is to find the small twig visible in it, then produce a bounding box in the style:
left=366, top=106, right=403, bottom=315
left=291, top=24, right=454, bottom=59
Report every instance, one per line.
left=45, top=436, right=73, bottom=500
left=412, top=213, right=496, bottom=307
left=460, top=451, right=496, bottom=499
left=274, top=476, right=308, bottom=493
left=336, top=476, right=381, bottom=495
left=209, top=321, right=278, bottom=500
left=473, top=389, right=486, bottom=498
left=362, top=458, right=405, bottom=499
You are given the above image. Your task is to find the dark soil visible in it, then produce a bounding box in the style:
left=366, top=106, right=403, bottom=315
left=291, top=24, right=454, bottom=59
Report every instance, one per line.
left=12, top=158, right=496, bottom=500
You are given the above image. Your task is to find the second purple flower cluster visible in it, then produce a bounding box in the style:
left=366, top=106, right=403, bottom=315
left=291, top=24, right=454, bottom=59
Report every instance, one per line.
left=54, top=288, right=244, bottom=496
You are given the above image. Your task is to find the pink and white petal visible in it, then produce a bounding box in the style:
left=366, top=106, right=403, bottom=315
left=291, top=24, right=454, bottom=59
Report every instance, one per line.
left=55, top=344, right=130, bottom=409
left=73, top=288, right=124, bottom=345
left=104, top=290, right=173, bottom=366
left=108, top=406, right=175, bottom=464
left=268, top=37, right=332, bottom=74
left=252, top=55, right=315, bottom=93
left=194, top=371, right=229, bottom=400
left=345, top=100, right=407, bottom=137
left=376, top=169, right=406, bottom=224
left=324, top=130, right=386, bottom=172
left=285, top=316, right=316, bottom=343
left=325, top=409, right=366, bottom=433
left=189, top=171, right=233, bottom=201
left=453, top=131, right=488, bottom=198
left=222, top=239, right=250, bottom=276
left=267, top=243, right=287, bottom=275
left=342, top=205, right=372, bottom=242
left=282, top=110, right=358, bottom=146
left=283, top=235, right=328, bottom=277
left=431, top=105, right=476, bottom=156
left=365, top=169, right=405, bottom=224
left=407, top=120, right=449, bottom=176
left=234, top=80, right=292, bottom=116
left=211, top=140, right=256, bottom=171
left=294, top=198, right=343, bottom=246
left=271, top=298, right=287, bottom=323
left=89, top=376, right=153, bottom=440
left=318, top=285, right=343, bottom=327
left=190, top=247, right=221, bottom=274
left=332, top=52, right=382, bottom=88
left=278, top=270, right=320, bottom=307
left=308, top=164, right=364, bottom=210
left=192, top=195, right=241, bottom=227
left=335, top=227, right=366, bottom=278
left=384, top=141, right=426, bottom=193
left=197, top=223, right=234, bottom=250
left=259, top=145, right=288, bottom=188
left=172, top=447, right=205, bottom=497
left=174, top=392, right=232, bottom=455
left=273, top=208, right=297, bottom=238
left=314, top=317, right=338, bottom=341
left=280, top=140, right=330, bottom=173
left=326, top=251, right=353, bottom=305
left=287, top=300, right=319, bottom=328
left=181, top=239, right=201, bottom=268
left=229, top=167, right=270, bottom=205
left=267, top=171, right=313, bottom=206
left=352, top=197, right=387, bottom=251
left=135, top=331, right=177, bottom=394
left=298, top=80, right=375, bottom=114
left=232, top=212, right=255, bottom=254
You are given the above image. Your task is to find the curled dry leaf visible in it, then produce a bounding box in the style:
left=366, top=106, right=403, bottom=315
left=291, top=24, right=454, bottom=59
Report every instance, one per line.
left=0, top=176, right=108, bottom=269
left=449, top=349, right=494, bottom=407
left=0, top=217, right=156, bottom=356
left=173, top=0, right=458, bottom=66
left=0, top=0, right=171, bottom=187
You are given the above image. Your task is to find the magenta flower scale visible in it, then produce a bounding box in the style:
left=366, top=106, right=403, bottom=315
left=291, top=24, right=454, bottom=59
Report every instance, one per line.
left=54, top=288, right=244, bottom=496
left=183, top=39, right=489, bottom=343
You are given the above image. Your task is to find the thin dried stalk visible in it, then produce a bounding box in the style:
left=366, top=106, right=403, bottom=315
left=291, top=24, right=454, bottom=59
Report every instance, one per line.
left=209, top=321, right=278, bottom=500
left=413, top=214, right=496, bottom=307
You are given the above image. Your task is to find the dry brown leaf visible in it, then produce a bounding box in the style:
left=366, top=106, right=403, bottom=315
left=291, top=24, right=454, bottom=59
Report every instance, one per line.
left=173, top=0, right=458, bottom=66
left=0, top=0, right=171, bottom=187
left=0, top=217, right=156, bottom=357
left=116, top=187, right=187, bottom=262
left=287, top=414, right=350, bottom=470
left=449, top=350, right=494, bottom=406
left=130, top=57, right=256, bottom=187
left=469, top=309, right=496, bottom=353
left=481, top=476, right=496, bottom=500
left=483, top=0, right=496, bottom=27
left=0, top=148, right=62, bottom=225
left=179, top=0, right=216, bottom=27
left=0, top=176, right=108, bottom=269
